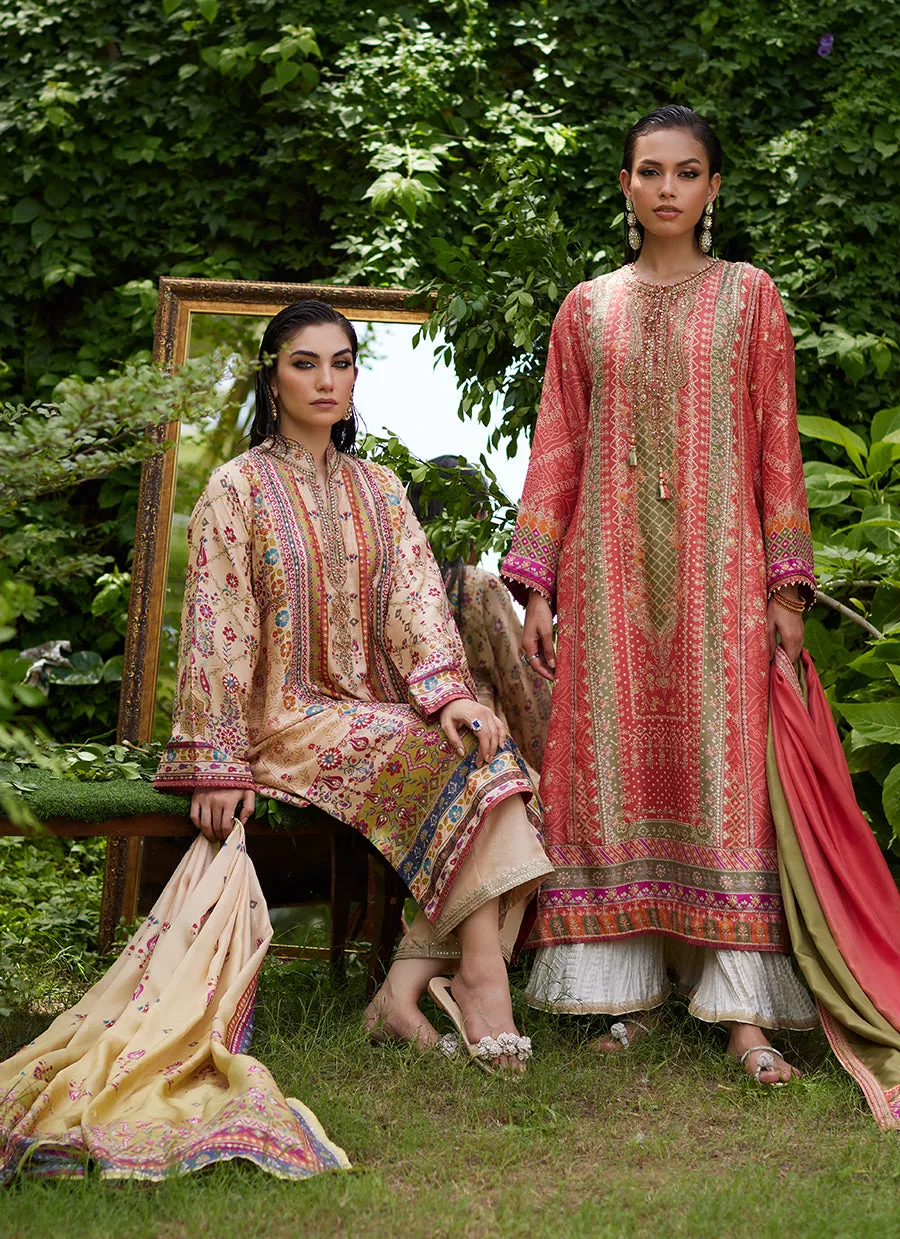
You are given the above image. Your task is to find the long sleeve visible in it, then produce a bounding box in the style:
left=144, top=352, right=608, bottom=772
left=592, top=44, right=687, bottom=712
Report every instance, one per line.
left=749, top=271, right=816, bottom=604
left=501, top=283, right=593, bottom=608
left=154, top=467, right=260, bottom=791
left=380, top=475, right=476, bottom=719
left=470, top=569, right=552, bottom=772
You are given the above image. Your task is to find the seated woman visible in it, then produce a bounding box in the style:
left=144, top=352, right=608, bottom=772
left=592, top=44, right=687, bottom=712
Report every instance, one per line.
left=154, top=301, right=552, bottom=1068
left=408, top=458, right=552, bottom=781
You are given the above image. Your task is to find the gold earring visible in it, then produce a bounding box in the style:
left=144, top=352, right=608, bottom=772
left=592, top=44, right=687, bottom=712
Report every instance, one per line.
left=343, top=388, right=354, bottom=421
left=700, top=200, right=714, bottom=254
left=625, top=199, right=641, bottom=252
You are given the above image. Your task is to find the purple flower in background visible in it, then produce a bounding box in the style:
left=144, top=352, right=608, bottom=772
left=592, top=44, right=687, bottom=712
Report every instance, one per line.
left=818, top=33, right=834, bottom=57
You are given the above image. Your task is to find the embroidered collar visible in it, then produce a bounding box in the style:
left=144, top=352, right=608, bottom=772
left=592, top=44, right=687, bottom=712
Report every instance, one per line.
left=267, top=434, right=343, bottom=482
left=623, top=258, right=721, bottom=294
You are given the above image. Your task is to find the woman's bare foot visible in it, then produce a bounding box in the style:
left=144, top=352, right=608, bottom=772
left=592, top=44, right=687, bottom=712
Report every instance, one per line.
left=726, top=1022, right=800, bottom=1085
left=450, top=956, right=525, bottom=1073
left=589, top=1013, right=658, bottom=1054
left=364, top=958, right=448, bottom=1049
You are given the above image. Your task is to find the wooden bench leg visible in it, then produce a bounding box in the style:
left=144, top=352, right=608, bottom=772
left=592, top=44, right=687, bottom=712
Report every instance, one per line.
left=99, top=838, right=127, bottom=953
left=99, top=837, right=143, bottom=953
left=365, top=855, right=407, bottom=1002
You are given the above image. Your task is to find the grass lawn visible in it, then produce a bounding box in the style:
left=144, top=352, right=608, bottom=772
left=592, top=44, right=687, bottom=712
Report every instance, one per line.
left=2, top=949, right=900, bottom=1239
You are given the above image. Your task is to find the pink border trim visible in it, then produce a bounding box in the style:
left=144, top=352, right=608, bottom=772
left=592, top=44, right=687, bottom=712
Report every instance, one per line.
left=818, top=1003, right=900, bottom=1131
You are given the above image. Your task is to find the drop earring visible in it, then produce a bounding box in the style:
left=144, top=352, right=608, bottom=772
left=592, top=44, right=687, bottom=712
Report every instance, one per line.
left=625, top=200, right=641, bottom=252
left=700, top=200, right=714, bottom=254
left=343, top=387, right=354, bottom=421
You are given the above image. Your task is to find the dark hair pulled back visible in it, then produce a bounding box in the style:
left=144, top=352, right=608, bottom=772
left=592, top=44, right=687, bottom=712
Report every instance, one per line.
left=250, top=299, right=359, bottom=452
left=621, top=105, right=723, bottom=263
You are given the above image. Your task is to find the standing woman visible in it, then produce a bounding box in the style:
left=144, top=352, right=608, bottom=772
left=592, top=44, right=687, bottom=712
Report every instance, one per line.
left=155, top=301, right=551, bottom=1069
left=501, top=106, right=818, bottom=1084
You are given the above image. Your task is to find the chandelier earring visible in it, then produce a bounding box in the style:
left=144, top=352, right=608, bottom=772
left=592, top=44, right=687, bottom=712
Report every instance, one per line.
left=343, top=387, right=355, bottom=421
left=625, top=199, right=642, bottom=252
left=700, top=200, right=715, bottom=254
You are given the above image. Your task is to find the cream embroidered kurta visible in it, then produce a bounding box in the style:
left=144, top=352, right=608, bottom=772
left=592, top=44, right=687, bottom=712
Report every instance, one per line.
left=155, top=436, right=546, bottom=932
left=502, top=261, right=815, bottom=954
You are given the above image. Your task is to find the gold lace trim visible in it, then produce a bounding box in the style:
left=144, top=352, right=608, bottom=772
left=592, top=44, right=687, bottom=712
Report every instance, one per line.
left=427, top=857, right=552, bottom=946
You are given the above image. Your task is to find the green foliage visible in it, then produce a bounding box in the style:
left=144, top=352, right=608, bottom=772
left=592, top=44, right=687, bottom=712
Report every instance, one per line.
left=359, top=431, right=516, bottom=565
left=0, top=1, right=897, bottom=420
left=0, top=354, right=240, bottom=750
left=797, top=408, right=900, bottom=859
left=0, top=834, right=106, bottom=1016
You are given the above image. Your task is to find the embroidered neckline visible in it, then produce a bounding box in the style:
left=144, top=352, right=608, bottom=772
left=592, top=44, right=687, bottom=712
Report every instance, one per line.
left=267, top=434, right=342, bottom=481
left=624, top=258, right=720, bottom=293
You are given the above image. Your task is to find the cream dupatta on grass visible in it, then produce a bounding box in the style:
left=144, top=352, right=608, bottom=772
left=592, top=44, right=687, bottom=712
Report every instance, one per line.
left=0, top=824, right=349, bottom=1181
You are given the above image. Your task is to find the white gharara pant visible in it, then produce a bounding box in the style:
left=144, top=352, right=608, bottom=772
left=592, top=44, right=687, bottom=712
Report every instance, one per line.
left=525, top=935, right=818, bottom=1030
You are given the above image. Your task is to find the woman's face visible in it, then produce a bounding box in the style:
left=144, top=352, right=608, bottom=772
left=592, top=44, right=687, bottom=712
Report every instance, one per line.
left=270, top=321, right=358, bottom=440
left=619, top=128, right=720, bottom=245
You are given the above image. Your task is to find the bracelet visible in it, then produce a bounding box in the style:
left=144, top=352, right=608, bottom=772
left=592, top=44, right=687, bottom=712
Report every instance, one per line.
left=773, top=592, right=805, bottom=614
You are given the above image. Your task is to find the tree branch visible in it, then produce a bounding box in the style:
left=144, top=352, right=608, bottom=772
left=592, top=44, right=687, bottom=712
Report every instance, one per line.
left=815, top=591, right=885, bottom=640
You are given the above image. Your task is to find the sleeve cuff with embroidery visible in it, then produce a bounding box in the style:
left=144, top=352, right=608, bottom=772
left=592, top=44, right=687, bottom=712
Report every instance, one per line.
left=154, top=740, right=255, bottom=792
left=407, top=662, right=475, bottom=719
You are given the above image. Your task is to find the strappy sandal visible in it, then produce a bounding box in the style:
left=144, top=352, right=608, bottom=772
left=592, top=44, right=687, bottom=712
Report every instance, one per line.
left=739, top=1044, right=790, bottom=1087
left=427, top=976, right=532, bottom=1075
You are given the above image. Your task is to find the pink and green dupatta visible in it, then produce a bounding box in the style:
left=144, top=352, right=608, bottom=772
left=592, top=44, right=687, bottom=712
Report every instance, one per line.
left=769, top=649, right=900, bottom=1129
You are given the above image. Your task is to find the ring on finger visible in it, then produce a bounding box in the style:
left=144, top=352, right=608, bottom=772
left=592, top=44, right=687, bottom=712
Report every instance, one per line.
left=470, top=718, right=483, bottom=733
left=519, top=654, right=532, bottom=667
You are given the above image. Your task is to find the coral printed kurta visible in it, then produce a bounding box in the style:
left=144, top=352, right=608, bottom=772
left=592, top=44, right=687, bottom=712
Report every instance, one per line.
left=155, top=437, right=540, bottom=928
left=502, top=262, right=815, bottom=953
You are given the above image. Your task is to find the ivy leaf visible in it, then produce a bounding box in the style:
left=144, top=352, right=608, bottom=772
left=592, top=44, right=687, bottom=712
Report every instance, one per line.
left=11, top=199, right=41, bottom=224
left=836, top=700, right=900, bottom=746
left=796, top=416, right=868, bottom=473
left=872, top=342, right=893, bottom=377
left=882, top=762, right=900, bottom=831
left=274, top=60, right=300, bottom=89
left=101, top=655, right=125, bottom=683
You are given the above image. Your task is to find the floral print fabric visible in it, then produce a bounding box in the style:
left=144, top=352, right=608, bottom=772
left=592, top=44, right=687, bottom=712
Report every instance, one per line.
left=155, top=437, right=541, bottom=924
left=0, top=827, right=349, bottom=1182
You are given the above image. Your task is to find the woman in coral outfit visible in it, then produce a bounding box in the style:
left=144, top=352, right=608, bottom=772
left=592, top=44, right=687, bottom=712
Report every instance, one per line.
left=502, top=106, right=818, bottom=1085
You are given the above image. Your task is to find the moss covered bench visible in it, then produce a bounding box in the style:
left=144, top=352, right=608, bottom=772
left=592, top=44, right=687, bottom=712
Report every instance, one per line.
left=0, top=769, right=406, bottom=1000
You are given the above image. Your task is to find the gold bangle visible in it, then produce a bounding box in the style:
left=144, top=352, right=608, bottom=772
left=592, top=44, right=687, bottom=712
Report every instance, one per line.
left=773, top=593, right=805, bottom=614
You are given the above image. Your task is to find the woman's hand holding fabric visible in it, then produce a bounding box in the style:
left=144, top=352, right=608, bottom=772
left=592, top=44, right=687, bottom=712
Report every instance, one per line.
left=190, top=788, right=256, bottom=842
left=521, top=592, right=556, bottom=681
left=767, top=594, right=804, bottom=663
left=439, top=699, right=507, bottom=767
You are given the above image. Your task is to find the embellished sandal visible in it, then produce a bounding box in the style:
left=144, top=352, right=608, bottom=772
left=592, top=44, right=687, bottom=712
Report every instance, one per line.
left=609, top=1020, right=650, bottom=1049
left=588, top=1018, right=653, bottom=1054
left=427, top=976, right=532, bottom=1075
left=435, top=1032, right=460, bottom=1060
left=739, top=1044, right=790, bottom=1086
